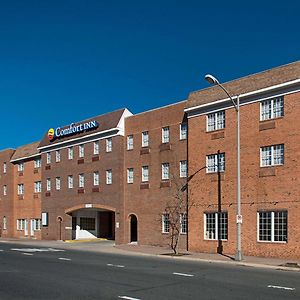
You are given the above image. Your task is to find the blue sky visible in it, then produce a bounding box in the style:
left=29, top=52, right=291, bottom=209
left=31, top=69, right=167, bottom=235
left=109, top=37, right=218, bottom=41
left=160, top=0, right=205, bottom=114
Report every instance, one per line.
left=0, top=0, right=299, bottom=149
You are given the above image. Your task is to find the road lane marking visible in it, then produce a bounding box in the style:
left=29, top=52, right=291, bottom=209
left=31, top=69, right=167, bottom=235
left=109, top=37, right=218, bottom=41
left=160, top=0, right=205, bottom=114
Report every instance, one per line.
left=173, top=272, right=194, bottom=277
left=0, top=249, right=3, bottom=252
left=58, top=258, right=71, bottom=261
left=22, top=253, right=33, bottom=256
left=107, top=263, right=125, bottom=268
left=268, top=285, right=295, bottom=291
left=11, top=248, right=65, bottom=253
left=118, top=296, right=141, bottom=300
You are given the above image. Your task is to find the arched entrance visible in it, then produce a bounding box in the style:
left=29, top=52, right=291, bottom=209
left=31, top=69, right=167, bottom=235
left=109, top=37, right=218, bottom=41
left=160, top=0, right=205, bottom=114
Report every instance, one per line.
left=65, top=204, right=116, bottom=240
left=130, top=214, right=138, bottom=243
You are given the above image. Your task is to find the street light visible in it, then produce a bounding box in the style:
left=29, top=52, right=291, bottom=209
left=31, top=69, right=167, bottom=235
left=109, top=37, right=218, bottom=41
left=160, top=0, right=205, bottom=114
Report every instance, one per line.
left=205, top=74, right=243, bottom=261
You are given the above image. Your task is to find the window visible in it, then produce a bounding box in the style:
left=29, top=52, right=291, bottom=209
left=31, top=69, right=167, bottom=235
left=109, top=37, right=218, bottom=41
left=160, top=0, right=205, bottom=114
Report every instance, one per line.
left=260, top=97, right=284, bottom=121
left=93, top=171, right=99, bottom=186
left=161, top=163, right=170, bottom=180
left=127, top=135, right=134, bottom=150
left=142, top=166, right=149, bottom=182
left=56, top=177, right=61, bottom=190
left=3, top=216, right=7, bottom=230
left=180, top=123, right=188, bottom=140
left=94, top=141, right=99, bottom=155
left=17, top=219, right=25, bottom=230
left=127, top=168, right=134, bottom=184
left=68, top=147, right=74, bottom=160
left=180, top=213, right=187, bottom=234
left=206, top=153, right=225, bottom=173
left=33, top=219, right=41, bottom=231
left=258, top=211, right=287, bottom=242
left=18, top=162, right=24, bottom=172
left=79, top=173, right=84, bottom=188
left=260, top=144, right=284, bottom=167
left=106, top=169, right=112, bottom=184
left=106, top=138, right=112, bottom=152
left=207, top=111, right=225, bottom=132
left=34, top=181, right=42, bottom=193
left=180, top=160, right=187, bottom=178
left=68, top=175, right=73, bottom=189
left=204, top=212, right=228, bottom=240
left=3, top=185, right=7, bottom=196
left=162, top=214, right=170, bottom=233
left=34, top=158, right=41, bottom=168
left=142, top=131, right=149, bottom=147
left=46, top=178, right=51, bottom=191
left=80, top=217, right=95, bottom=230
left=162, top=127, right=170, bottom=143
left=79, top=144, right=84, bottom=158
left=46, top=152, right=51, bottom=164
left=55, top=150, right=61, bottom=162
left=17, top=184, right=24, bottom=195
left=3, top=162, right=7, bottom=174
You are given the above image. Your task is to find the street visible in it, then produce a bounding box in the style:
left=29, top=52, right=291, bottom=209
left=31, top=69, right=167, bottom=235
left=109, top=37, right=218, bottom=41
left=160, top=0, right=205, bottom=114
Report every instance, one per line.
left=0, top=242, right=299, bottom=300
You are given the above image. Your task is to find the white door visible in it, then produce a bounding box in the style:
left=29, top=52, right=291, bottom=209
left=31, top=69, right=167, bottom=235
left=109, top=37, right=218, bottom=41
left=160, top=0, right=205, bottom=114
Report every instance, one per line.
left=24, top=219, right=28, bottom=236
left=30, top=219, right=34, bottom=237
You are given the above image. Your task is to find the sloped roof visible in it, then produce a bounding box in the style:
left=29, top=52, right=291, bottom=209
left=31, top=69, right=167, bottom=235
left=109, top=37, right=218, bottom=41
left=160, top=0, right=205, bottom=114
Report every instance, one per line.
left=187, top=61, right=300, bottom=109
left=11, top=141, right=40, bottom=162
left=39, top=108, right=127, bottom=148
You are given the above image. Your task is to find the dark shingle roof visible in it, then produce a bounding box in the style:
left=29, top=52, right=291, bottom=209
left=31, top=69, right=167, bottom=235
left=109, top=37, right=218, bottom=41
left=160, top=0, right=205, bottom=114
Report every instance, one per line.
left=187, top=61, right=300, bottom=109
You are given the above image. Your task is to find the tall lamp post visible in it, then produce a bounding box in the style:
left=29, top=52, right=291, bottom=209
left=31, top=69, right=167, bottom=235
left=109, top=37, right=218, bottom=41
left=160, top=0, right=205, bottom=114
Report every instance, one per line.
left=204, top=74, right=242, bottom=261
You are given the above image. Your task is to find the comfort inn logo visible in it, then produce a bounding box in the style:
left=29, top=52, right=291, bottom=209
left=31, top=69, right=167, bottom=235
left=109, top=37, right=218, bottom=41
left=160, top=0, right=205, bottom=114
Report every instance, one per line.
left=47, top=120, right=98, bottom=142
left=48, top=128, right=55, bottom=141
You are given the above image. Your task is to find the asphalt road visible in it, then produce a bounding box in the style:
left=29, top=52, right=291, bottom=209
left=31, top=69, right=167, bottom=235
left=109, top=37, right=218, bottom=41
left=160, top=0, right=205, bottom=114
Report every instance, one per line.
left=0, top=242, right=299, bottom=300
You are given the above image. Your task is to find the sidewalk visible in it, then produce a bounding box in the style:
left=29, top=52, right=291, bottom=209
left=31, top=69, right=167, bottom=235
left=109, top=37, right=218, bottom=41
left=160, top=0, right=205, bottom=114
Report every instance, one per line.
left=1, top=238, right=299, bottom=272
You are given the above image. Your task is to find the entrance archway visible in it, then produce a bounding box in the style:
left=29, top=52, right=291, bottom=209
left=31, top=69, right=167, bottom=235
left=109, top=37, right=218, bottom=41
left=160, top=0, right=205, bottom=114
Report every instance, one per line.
left=130, top=214, right=138, bottom=242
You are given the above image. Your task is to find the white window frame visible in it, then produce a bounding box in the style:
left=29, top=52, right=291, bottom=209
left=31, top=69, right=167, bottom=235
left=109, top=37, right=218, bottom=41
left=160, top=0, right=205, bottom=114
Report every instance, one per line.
left=3, top=185, right=7, bottom=196
left=162, top=127, right=170, bottom=143
left=162, top=213, right=170, bottom=233
left=206, top=153, right=225, bottom=173
left=142, top=131, right=149, bottom=147
left=93, top=141, right=100, bottom=155
left=55, top=177, right=61, bottom=190
left=46, top=152, right=51, bottom=164
left=79, top=173, right=85, bottom=188
left=93, top=171, right=99, bottom=186
left=55, top=150, right=61, bottom=162
left=206, top=111, right=225, bottom=132
left=3, top=216, right=7, bottom=230
left=106, top=138, right=112, bottom=152
left=161, top=163, right=170, bottom=180
left=204, top=212, right=228, bottom=240
left=17, top=184, right=24, bottom=195
left=33, top=219, right=41, bottom=231
left=260, top=144, right=284, bottom=167
left=18, top=162, right=24, bottom=172
left=3, top=162, right=7, bottom=174
left=127, top=168, right=134, bottom=184
left=17, top=219, right=25, bottom=231
left=46, top=178, right=51, bottom=191
left=68, top=147, right=74, bottom=160
left=68, top=175, right=73, bottom=189
left=127, top=135, right=134, bottom=150
left=79, top=144, right=85, bottom=158
left=142, top=166, right=149, bottom=182
left=180, top=160, right=187, bottom=178
left=257, top=211, right=287, bottom=243
left=106, top=169, right=112, bottom=185
left=180, top=213, right=187, bottom=234
left=260, top=96, right=284, bottom=121
left=34, top=181, right=42, bottom=193
left=34, top=158, right=41, bottom=168
left=180, top=123, right=187, bottom=140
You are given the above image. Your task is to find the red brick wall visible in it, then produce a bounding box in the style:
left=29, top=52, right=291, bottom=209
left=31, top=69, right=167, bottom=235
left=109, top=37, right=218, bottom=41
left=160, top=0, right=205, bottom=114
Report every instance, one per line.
left=124, top=102, right=188, bottom=250
left=188, top=91, right=300, bottom=259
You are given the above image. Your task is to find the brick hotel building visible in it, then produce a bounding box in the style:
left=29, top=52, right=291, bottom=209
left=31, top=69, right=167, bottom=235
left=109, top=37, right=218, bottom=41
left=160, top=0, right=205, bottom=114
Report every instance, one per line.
left=0, top=61, right=299, bottom=259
